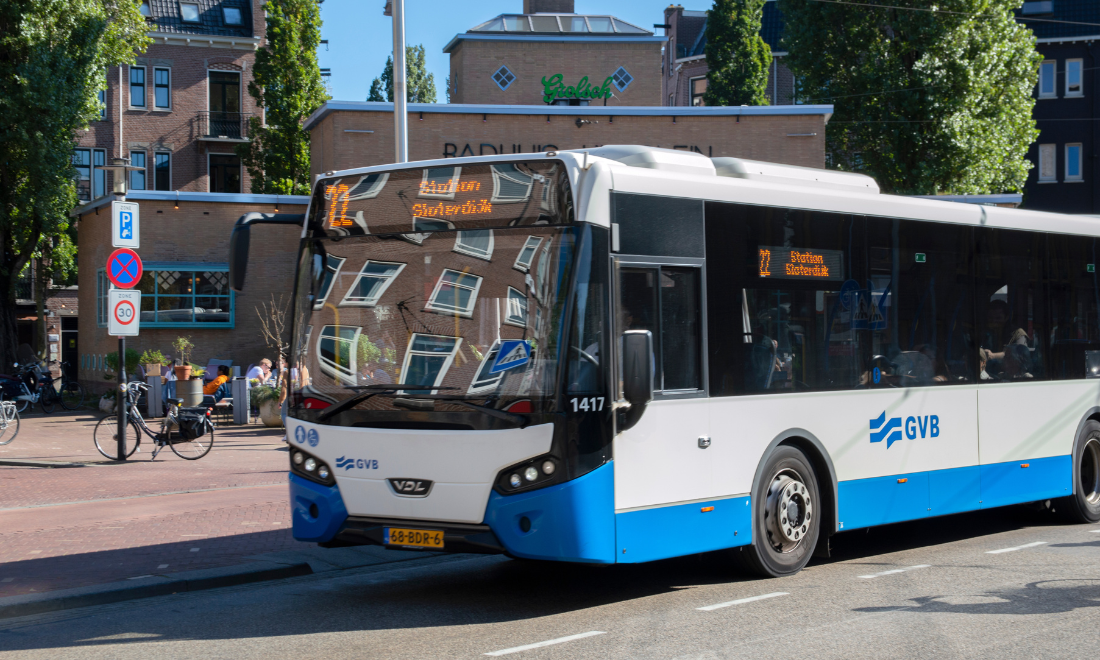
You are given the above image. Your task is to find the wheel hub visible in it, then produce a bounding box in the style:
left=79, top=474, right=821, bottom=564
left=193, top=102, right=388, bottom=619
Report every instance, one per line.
left=765, top=470, right=813, bottom=553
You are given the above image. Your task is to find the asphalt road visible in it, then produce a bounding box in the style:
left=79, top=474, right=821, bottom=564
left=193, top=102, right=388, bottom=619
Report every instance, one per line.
left=2, top=506, right=1099, bottom=659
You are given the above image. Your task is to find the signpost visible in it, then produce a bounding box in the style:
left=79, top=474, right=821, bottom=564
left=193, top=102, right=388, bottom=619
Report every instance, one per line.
left=111, top=201, right=140, bottom=248
left=106, top=241, right=142, bottom=461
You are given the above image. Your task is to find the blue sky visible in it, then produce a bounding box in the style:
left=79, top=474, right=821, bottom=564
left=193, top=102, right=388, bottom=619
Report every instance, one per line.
left=316, top=0, right=686, bottom=102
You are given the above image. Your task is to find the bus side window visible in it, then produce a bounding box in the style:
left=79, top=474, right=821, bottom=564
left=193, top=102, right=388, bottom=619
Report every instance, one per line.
left=618, top=264, right=703, bottom=394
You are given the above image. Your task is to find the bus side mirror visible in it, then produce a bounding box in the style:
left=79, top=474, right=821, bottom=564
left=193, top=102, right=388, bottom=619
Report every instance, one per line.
left=620, top=330, right=654, bottom=431
left=228, top=221, right=251, bottom=292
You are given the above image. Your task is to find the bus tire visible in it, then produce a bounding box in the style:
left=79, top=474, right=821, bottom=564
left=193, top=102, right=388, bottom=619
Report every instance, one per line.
left=734, top=445, right=821, bottom=578
left=1058, top=420, right=1100, bottom=524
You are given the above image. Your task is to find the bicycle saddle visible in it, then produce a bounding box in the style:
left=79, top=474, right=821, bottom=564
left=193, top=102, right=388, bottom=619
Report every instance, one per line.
left=167, top=398, right=185, bottom=406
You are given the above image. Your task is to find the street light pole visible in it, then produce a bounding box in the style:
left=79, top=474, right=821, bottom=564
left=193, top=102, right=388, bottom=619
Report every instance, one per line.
left=391, top=0, right=408, bottom=163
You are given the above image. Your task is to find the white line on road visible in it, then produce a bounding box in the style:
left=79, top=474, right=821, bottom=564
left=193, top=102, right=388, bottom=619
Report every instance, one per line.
left=484, top=631, right=606, bottom=656
left=987, top=541, right=1047, bottom=554
left=1090, top=530, right=1100, bottom=533
left=858, top=564, right=931, bottom=579
left=696, top=592, right=789, bottom=611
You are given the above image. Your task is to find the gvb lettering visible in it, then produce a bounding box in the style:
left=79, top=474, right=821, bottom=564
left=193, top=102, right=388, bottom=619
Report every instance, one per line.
left=870, top=411, right=940, bottom=448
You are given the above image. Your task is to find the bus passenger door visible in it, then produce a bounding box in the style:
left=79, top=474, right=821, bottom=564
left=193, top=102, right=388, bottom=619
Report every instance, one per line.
left=613, top=260, right=713, bottom=516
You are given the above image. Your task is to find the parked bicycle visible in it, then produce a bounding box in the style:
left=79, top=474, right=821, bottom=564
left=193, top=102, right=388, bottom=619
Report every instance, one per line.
left=0, top=360, right=83, bottom=414
left=93, top=382, right=215, bottom=460
left=0, top=396, right=19, bottom=446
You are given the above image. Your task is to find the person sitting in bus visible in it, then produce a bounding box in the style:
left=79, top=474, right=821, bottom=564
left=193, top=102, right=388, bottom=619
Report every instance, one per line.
left=980, top=300, right=1033, bottom=379
left=202, top=365, right=231, bottom=403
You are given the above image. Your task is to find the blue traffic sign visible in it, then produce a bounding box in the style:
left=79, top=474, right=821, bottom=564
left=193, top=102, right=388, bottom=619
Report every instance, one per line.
left=106, top=248, right=143, bottom=289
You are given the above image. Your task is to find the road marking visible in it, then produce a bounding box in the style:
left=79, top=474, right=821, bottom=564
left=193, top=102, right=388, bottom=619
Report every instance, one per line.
left=697, top=592, right=789, bottom=611
left=1090, top=530, right=1100, bottom=533
left=190, top=548, right=200, bottom=552
left=1, top=578, right=12, bottom=582
left=485, top=631, right=606, bottom=656
left=858, top=564, right=931, bottom=579
left=987, top=541, right=1047, bottom=554
left=157, top=564, right=169, bottom=569
left=127, top=575, right=153, bottom=580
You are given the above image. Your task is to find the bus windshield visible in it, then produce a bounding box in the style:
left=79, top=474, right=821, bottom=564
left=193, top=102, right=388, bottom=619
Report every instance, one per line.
left=287, top=160, right=607, bottom=425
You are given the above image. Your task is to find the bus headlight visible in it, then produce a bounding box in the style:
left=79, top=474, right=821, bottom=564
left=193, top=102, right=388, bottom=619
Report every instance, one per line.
left=318, top=465, right=330, bottom=480
left=509, top=473, right=522, bottom=488
left=304, top=458, right=317, bottom=472
left=542, top=461, right=555, bottom=475
left=290, top=449, right=334, bottom=487
left=524, top=466, right=538, bottom=481
left=496, top=455, right=561, bottom=494
left=293, top=452, right=304, bottom=465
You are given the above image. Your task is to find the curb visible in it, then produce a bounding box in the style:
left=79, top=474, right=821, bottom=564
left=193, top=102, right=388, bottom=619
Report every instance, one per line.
left=0, top=459, right=116, bottom=468
left=0, top=561, right=312, bottom=620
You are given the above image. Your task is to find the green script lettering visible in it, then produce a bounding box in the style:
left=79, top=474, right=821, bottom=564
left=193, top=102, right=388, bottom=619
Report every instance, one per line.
left=540, top=73, right=616, bottom=103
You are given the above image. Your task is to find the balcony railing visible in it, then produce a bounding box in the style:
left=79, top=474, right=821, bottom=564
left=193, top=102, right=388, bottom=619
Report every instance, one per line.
left=197, top=112, right=251, bottom=141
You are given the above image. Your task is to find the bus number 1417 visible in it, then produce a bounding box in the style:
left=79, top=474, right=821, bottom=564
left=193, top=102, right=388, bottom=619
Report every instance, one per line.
left=569, top=397, right=605, bottom=413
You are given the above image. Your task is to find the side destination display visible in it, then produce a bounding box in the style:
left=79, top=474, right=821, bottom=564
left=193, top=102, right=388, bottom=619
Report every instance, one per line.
left=758, top=246, right=844, bottom=281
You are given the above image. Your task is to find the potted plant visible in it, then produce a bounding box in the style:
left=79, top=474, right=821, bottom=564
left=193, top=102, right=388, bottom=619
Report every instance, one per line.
left=104, top=349, right=141, bottom=380
left=250, top=385, right=282, bottom=427
left=139, top=349, right=166, bottom=379
left=172, top=336, right=194, bottom=380
left=189, top=365, right=205, bottom=380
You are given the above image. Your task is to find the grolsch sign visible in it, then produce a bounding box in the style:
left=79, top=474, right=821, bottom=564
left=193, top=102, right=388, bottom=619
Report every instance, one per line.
left=540, top=74, right=614, bottom=104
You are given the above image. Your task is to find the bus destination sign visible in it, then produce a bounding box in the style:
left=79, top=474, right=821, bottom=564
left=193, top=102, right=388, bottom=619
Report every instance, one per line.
left=759, top=246, right=844, bottom=281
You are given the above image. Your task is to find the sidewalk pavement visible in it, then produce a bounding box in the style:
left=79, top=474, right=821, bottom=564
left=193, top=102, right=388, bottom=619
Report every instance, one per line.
left=0, top=410, right=443, bottom=617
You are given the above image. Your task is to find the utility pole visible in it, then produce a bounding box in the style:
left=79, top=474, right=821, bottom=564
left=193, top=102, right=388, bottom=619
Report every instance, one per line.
left=385, top=0, right=408, bottom=163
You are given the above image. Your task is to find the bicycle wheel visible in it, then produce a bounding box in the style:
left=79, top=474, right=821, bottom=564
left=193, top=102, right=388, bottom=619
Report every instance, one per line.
left=14, top=397, right=28, bottom=415
left=0, top=405, right=19, bottom=446
left=39, top=392, right=54, bottom=414
left=169, top=419, right=214, bottom=460
left=93, top=415, right=141, bottom=460
left=59, top=381, right=85, bottom=410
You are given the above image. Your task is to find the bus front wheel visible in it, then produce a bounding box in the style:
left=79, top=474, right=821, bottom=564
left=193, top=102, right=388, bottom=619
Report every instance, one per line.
left=735, top=445, right=821, bottom=578
left=1059, top=420, right=1100, bottom=524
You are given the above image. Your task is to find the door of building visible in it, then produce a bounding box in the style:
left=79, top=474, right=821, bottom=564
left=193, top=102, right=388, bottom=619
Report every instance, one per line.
left=61, top=316, right=78, bottom=380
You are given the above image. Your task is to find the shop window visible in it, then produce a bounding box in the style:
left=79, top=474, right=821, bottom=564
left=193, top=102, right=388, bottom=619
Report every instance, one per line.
left=313, top=254, right=346, bottom=309
left=1066, top=143, right=1083, bottom=181
left=154, top=67, right=170, bottom=109
left=454, top=230, right=494, bottom=260
left=1038, top=60, right=1056, bottom=98
left=425, top=269, right=482, bottom=317
left=129, top=151, right=146, bottom=190
left=691, top=77, right=707, bottom=106
left=492, top=65, right=516, bottom=91
left=154, top=152, right=170, bottom=190
left=612, top=66, right=633, bottom=92
left=1038, top=144, right=1056, bottom=182
left=132, top=266, right=233, bottom=326
left=505, top=287, right=528, bottom=327
left=129, top=66, right=145, bottom=108
left=399, top=334, right=462, bottom=394
left=339, top=260, right=405, bottom=306
left=513, top=236, right=543, bottom=272
left=1067, top=59, right=1083, bottom=96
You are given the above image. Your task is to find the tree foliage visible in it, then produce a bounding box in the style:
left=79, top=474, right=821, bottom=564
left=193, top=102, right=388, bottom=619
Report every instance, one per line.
left=0, top=0, right=149, bottom=370
left=238, top=0, right=328, bottom=195
left=780, top=0, right=1040, bottom=195
left=703, top=0, right=772, bottom=106
left=367, top=44, right=437, bottom=103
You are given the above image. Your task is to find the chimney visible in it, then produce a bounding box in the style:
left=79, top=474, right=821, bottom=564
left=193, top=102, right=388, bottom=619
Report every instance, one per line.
left=523, top=0, right=574, bottom=13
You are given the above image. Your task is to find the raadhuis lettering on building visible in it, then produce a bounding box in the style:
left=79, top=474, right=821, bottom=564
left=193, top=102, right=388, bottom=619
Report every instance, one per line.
left=444, top=143, right=716, bottom=158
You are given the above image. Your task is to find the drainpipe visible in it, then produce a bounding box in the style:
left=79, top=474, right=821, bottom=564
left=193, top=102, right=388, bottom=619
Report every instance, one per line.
left=391, top=0, right=407, bottom=163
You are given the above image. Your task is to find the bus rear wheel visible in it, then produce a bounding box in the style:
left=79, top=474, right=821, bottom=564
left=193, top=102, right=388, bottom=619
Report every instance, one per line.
left=734, top=445, right=821, bottom=578
left=1058, top=420, right=1100, bottom=524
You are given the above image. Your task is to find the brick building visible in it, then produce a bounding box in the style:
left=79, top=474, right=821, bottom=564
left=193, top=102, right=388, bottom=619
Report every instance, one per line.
left=661, top=1, right=795, bottom=107
left=445, top=0, right=664, bottom=106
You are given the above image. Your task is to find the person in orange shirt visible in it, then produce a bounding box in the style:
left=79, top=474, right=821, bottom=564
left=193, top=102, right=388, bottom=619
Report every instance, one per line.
left=203, top=365, right=230, bottom=401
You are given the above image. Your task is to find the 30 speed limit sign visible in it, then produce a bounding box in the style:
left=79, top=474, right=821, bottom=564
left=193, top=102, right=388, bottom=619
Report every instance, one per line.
left=108, top=289, right=141, bottom=336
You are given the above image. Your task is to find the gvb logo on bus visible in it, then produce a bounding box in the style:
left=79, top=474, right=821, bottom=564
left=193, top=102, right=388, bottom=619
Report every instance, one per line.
left=870, top=410, right=940, bottom=448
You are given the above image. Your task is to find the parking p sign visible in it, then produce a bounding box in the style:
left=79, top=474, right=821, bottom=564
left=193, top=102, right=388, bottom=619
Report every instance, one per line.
left=108, top=289, right=141, bottom=336
left=112, top=200, right=140, bottom=248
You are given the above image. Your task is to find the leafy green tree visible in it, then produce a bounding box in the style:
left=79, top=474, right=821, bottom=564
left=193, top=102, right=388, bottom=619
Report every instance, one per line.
left=703, top=0, right=773, bottom=106
left=0, top=0, right=149, bottom=371
left=369, top=44, right=437, bottom=103
left=238, top=0, right=328, bottom=195
left=780, top=0, right=1040, bottom=195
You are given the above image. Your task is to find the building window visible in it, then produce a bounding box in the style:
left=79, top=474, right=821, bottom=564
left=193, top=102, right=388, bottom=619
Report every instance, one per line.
left=313, top=254, right=346, bottom=309
left=513, top=236, right=543, bottom=272
left=317, top=325, right=360, bottom=383
left=180, top=3, right=200, bottom=22
left=98, top=69, right=107, bottom=118
left=399, top=334, right=462, bottom=394
left=154, top=152, right=170, bottom=191
left=1067, top=59, right=1083, bottom=97
left=137, top=266, right=233, bottom=326
left=347, top=172, right=389, bottom=200
left=612, top=66, right=633, bottom=92
left=404, top=218, right=453, bottom=245
left=73, top=148, right=104, bottom=201
left=690, top=76, right=707, bottom=106
left=668, top=38, right=674, bottom=76
left=669, top=93, right=675, bottom=106
left=96, top=269, right=110, bottom=326
left=492, top=65, right=515, bottom=91
left=93, top=149, right=105, bottom=198
left=467, top=340, right=505, bottom=394
left=491, top=164, right=533, bottom=203
left=154, top=68, right=170, bottom=109
left=454, top=230, right=494, bottom=260
left=1039, top=143, right=1056, bottom=182
left=129, top=66, right=145, bottom=107
left=209, top=154, right=241, bottom=193
left=223, top=6, right=242, bottom=25
left=1039, top=60, right=1056, bottom=98
left=425, top=269, right=483, bottom=317
left=1066, top=143, right=1083, bottom=181
left=505, top=287, right=528, bottom=327
left=339, top=260, right=405, bottom=306
left=418, top=167, right=460, bottom=199
left=129, top=151, right=146, bottom=190
left=139, top=1, right=150, bottom=16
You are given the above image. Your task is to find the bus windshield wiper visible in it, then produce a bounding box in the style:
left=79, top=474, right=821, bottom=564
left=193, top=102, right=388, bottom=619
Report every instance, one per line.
left=315, top=384, right=457, bottom=423
left=382, top=393, right=528, bottom=427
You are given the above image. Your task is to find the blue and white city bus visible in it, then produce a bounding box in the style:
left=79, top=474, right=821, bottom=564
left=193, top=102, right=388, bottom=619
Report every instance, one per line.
left=230, top=146, right=1100, bottom=577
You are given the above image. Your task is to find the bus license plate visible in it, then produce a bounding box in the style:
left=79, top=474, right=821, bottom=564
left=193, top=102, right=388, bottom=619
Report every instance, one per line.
left=383, top=527, right=444, bottom=549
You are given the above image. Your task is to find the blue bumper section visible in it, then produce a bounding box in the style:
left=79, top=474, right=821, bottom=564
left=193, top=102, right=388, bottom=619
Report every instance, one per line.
left=616, top=495, right=752, bottom=564
left=289, top=473, right=348, bottom=543
left=484, top=461, right=616, bottom=563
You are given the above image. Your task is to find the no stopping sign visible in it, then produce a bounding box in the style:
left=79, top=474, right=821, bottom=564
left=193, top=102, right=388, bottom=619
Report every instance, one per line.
left=108, top=290, right=141, bottom=336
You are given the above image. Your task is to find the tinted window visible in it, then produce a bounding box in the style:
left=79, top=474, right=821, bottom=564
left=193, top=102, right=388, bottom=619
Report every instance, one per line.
left=976, top=228, right=1046, bottom=381
left=1046, top=234, right=1100, bottom=379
